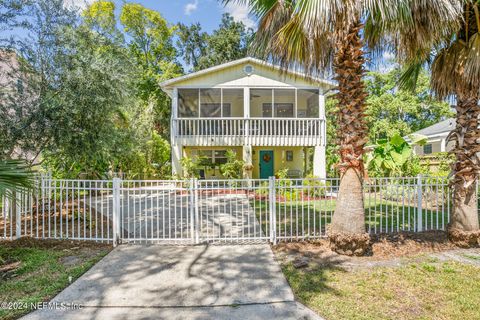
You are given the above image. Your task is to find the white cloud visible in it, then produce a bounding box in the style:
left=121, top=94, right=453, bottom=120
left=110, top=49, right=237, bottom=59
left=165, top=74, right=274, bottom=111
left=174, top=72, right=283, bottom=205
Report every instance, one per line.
left=63, top=0, right=96, bottom=11
left=184, top=0, right=199, bottom=15
left=223, top=2, right=256, bottom=29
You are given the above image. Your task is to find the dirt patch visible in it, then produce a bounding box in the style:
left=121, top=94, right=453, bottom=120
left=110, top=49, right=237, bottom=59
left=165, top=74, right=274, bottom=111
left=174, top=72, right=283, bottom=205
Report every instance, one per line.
left=273, top=231, right=462, bottom=270
left=0, top=237, right=111, bottom=251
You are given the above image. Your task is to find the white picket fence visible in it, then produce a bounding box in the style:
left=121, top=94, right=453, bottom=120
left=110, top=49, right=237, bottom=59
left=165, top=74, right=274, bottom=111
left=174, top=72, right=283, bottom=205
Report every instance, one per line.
left=0, top=175, right=476, bottom=245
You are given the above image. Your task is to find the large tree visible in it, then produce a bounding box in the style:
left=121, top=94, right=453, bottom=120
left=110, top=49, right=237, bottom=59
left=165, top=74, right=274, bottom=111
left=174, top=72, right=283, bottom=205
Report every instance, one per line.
left=374, top=0, right=480, bottom=244
left=176, top=13, right=253, bottom=72
left=0, top=0, right=174, bottom=179
left=365, top=67, right=453, bottom=141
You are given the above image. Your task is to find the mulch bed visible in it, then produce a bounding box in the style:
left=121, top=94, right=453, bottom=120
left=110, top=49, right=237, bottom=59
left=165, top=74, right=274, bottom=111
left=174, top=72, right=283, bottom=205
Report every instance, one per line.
left=273, top=231, right=461, bottom=269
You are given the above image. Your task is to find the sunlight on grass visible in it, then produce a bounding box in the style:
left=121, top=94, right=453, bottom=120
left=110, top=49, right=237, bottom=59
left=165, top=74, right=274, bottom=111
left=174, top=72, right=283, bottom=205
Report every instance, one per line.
left=0, top=240, right=110, bottom=320
left=282, top=261, right=480, bottom=320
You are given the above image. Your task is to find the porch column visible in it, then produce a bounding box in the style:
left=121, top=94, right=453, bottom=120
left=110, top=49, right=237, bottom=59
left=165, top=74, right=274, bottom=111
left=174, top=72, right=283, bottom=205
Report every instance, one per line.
left=172, top=143, right=183, bottom=178
left=313, top=145, right=326, bottom=179
left=440, top=138, right=447, bottom=152
left=244, top=88, right=250, bottom=145
left=243, top=145, right=253, bottom=179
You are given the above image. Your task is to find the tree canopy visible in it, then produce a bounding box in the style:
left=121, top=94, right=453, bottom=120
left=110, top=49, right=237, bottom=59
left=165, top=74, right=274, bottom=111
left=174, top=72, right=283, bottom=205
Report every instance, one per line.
left=176, top=13, right=253, bottom=72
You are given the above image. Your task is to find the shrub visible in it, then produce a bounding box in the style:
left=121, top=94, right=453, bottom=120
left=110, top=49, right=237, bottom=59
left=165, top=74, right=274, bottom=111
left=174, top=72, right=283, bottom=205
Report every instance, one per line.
left=303, top=174, right=327, bottom=198
left=219, top=150, right=244, bottom=180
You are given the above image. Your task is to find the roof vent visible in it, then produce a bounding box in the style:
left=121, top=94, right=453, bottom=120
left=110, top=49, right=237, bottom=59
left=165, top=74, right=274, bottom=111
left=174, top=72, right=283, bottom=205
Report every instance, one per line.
left=244, top=64, right=254, bottom=75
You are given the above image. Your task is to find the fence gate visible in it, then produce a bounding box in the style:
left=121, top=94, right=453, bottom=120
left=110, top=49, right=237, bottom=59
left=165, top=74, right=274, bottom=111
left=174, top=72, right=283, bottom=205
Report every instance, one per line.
left=115, top=179, right=273, bottom=245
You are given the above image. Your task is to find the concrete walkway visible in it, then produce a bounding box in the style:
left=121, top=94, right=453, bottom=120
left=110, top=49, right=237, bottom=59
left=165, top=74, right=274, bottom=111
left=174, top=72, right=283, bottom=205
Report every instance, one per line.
left=22, top=244, right=322, bottom=320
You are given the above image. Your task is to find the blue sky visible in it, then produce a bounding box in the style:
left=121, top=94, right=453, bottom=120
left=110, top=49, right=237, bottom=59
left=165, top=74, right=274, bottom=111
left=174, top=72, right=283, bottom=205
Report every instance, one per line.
left=69, top=0, right=256, bottom=32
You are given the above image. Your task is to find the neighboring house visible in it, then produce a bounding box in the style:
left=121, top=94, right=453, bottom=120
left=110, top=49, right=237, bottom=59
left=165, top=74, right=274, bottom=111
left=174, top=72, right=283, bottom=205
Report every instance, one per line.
left=409, top=118, right=455, bottom=156
left=160, top=57, right=334, bottom=179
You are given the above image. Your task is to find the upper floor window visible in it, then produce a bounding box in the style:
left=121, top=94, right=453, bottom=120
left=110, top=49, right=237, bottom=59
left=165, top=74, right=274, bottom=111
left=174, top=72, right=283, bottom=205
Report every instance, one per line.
left=250, top=88, right=320, bottom=118
left=178, top=88, right=243, bottom=118
left=298, top=89, right=319, bottom=118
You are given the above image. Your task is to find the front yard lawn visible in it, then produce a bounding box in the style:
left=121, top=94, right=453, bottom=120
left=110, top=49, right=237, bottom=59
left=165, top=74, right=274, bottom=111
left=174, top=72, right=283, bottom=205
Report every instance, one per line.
left=0, top=238, right=111, bottom=320
left=275, top=240, right=480, bottom=320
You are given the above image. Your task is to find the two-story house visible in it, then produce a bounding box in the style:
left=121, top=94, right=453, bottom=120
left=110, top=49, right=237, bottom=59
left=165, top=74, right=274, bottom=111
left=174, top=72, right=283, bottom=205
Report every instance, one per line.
left=160, top=57, right=334, bottom=179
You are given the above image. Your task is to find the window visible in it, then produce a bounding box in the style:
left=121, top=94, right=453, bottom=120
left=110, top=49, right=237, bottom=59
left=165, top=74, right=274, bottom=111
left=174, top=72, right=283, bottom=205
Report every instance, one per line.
left=262, top=103, right=294, bottom=117
left=200, top=89, right=221, bottom=117
left=178, top=89, right=198, bottom=117
left=178, top=88, right=243, bottom=118
left=196, top=150, right=229, bottom=165
left=423, top=144, right=433, bottom=154
left=222, top=89, right=243, bottom=117
left=286, top=150, right=293, bottom=161
left=298, top=89, right=319, bottom=118
left=274, top=89, right=295, bottom=118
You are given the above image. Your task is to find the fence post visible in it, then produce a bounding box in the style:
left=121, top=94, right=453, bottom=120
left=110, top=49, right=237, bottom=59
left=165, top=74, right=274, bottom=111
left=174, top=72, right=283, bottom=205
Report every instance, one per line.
left=193, top=178, right=200, bottom=244
left=416, top=174, right=423, bottom=232
left=13, top=191, right=21, bottom=239
left=112, top=178, right=121, bottom=247
left=268, top=176, right=277, bottom=244
left=189, top=178, right=195, bottom=243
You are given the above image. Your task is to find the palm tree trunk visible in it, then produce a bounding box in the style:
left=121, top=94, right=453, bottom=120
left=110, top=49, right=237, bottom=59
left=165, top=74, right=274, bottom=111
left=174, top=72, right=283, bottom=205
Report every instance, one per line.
left=448, top=95, right=480, bottom=246
left=329, top=20, right=370, bottom=255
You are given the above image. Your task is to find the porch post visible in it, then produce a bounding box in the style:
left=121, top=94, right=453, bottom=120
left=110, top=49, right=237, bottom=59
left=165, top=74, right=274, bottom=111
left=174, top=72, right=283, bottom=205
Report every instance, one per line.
left=313, top=146, right=326, bottom=179
left=243, top=145, right=253, bottom=179
left=440, top=138, right=447, bottom=152
left=172, top=144, right=183, bottom=178
left=244, top=88, right=250, bottom=145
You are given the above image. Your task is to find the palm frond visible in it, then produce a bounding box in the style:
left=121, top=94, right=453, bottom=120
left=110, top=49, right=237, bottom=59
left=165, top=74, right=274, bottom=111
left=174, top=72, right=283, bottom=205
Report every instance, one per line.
left=398, top=61, right=423, bottom=91
left=0, top=160, right=35, bottom=199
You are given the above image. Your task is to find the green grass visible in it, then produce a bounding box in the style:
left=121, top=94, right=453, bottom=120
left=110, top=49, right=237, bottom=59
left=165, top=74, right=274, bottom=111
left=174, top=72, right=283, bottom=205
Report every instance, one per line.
left=281, top=260, right=480, bottom=320
left=0, top=239, right=110, bottom=320
left=251, top=196, right=449, bottom=237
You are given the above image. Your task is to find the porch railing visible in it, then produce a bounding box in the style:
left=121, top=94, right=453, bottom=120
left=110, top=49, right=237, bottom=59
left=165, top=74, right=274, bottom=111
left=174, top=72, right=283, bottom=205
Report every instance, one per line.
left=173, top=117, right=326, bottom=146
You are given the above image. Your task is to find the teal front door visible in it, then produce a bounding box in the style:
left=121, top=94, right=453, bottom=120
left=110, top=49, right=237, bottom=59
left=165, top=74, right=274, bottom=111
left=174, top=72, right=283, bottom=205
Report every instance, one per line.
left=259, top=150, right=274, bottom=179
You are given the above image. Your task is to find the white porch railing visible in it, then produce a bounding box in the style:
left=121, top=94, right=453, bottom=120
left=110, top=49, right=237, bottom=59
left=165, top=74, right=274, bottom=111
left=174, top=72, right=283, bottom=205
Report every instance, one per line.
left=173, top=118, right=326, bottom=146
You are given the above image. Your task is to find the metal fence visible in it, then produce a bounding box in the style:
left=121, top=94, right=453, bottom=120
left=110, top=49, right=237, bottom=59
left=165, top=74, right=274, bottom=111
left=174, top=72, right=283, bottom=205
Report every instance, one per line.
left=0, top=175, right=476, bottom=245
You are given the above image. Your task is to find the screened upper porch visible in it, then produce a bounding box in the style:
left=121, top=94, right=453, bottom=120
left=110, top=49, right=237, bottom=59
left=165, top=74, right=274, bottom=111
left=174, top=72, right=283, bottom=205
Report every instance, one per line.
left=176, top=88, right=322, bottom=119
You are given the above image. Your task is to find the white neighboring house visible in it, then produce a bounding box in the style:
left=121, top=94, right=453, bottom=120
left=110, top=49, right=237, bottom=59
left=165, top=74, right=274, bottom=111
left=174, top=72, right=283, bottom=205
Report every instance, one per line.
left=409, top=118, right=455, bottom=156
left=160, top=57, right=335, bottom=179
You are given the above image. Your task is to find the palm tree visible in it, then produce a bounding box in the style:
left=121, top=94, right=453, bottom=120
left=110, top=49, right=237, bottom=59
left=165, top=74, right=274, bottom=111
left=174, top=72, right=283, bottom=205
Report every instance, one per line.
left=222, top=0, right=382, bottom=255
left=224, top=0, right=461, bottom=254
left=372, top=1, right=479, bottom=244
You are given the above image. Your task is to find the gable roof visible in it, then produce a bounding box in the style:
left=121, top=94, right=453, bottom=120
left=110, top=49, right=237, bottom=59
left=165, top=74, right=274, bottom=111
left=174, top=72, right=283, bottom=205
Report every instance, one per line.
left=159, top=57, right=336, bottom=90
left=411, top=118, right=455, bottom=137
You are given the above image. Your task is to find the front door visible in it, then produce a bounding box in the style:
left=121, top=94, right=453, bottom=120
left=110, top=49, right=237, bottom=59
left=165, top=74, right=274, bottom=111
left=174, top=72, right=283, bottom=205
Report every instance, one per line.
left=259, top=150, right=274, bottom=179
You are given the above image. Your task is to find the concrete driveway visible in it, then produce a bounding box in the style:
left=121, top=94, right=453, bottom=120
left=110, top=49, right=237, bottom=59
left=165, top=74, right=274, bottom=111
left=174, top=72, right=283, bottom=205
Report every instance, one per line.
left=22, top=244, right=322, bottom=320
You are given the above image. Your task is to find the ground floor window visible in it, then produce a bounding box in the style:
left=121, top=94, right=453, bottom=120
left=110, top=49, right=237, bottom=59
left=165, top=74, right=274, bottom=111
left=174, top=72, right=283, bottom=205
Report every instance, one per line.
left=423, top=144, right=432, bottom=154
left=195, top=150, right=229, bottom=165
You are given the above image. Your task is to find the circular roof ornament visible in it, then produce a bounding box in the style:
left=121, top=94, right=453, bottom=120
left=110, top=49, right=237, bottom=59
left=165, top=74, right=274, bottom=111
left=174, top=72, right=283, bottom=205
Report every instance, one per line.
left=244, top=65, right=254, bottom=75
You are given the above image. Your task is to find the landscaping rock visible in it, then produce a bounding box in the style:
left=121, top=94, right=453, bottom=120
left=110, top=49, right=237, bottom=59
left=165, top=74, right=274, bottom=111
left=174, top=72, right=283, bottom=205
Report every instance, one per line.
left=293, top=257, right=309, bottom=268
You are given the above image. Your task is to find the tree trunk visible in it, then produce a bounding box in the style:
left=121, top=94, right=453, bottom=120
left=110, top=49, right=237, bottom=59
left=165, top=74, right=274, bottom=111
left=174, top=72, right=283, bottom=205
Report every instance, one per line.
left=448, top=95, right=480, bottom=246
left=328, top=20, right=370, bottom=255
left=331, top=167, right=365, bottom=233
